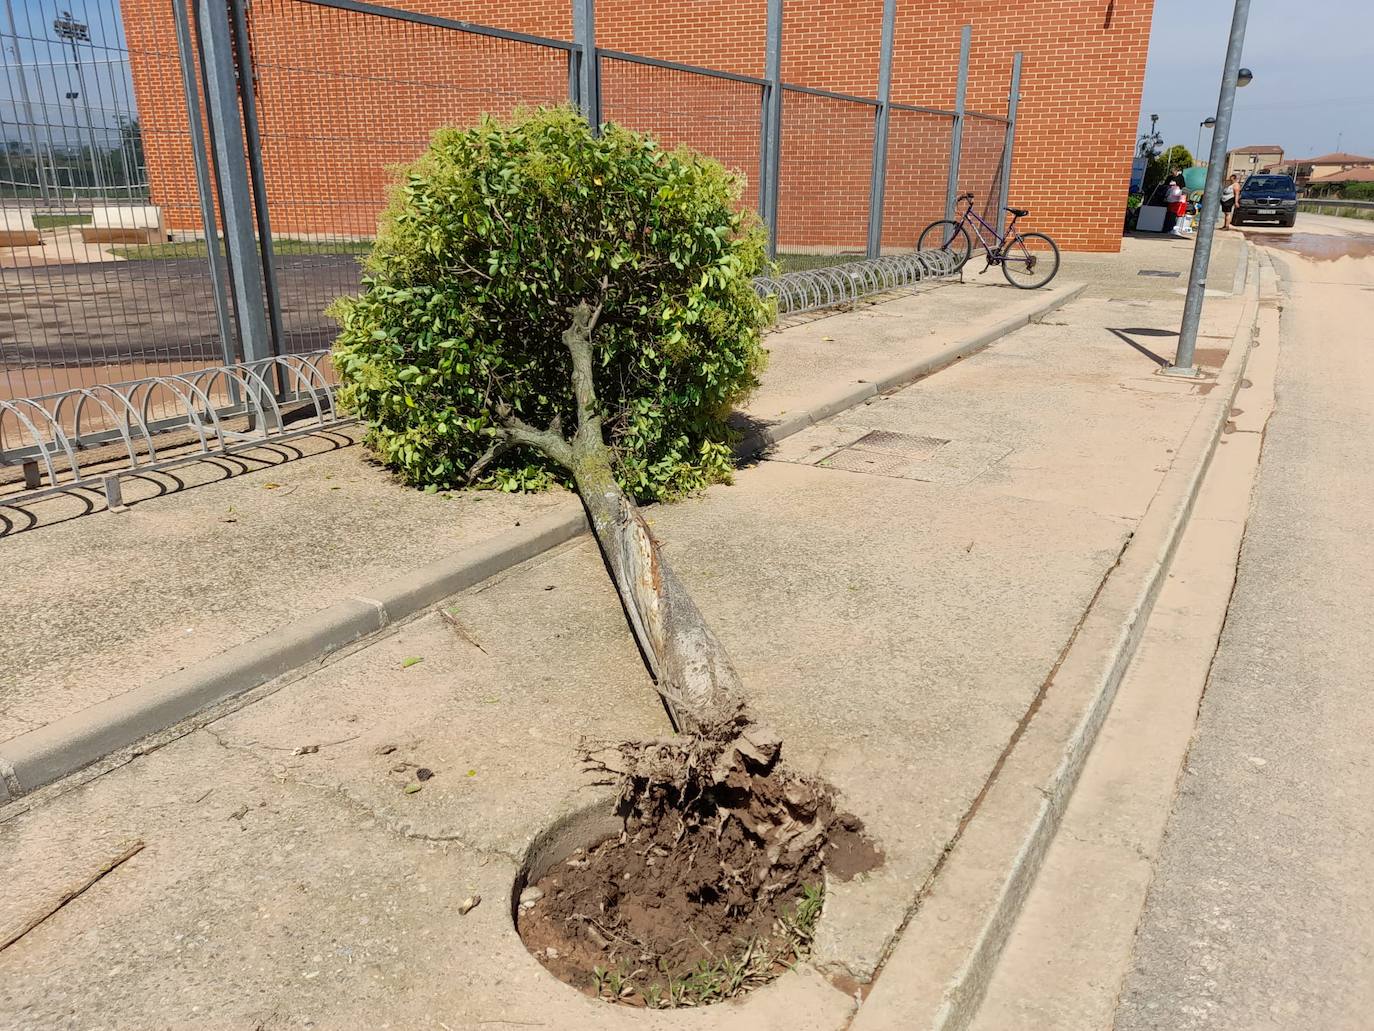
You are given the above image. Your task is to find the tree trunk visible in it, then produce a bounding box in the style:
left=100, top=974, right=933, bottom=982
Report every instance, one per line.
left=493, top=302, right=749, bottom=740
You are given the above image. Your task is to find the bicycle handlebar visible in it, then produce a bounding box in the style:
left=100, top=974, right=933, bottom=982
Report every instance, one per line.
left=957, top=192, right=974, bottom=202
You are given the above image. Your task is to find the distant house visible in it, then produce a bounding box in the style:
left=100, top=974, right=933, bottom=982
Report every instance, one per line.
left=1289, top=152, right=1374, bottom=180
left=1226, top=145, right=1284, bottom=179
left=1306, top=166, right=1374, bottom=194
left=1268, top=152, right=1374, bottom=189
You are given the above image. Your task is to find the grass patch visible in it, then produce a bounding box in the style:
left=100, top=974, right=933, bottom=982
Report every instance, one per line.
left=1299, top=203, right=1374, bottom=222
left=776, top=252, right=869, bottom=273
left=33, top=213, right=92, bottom=229
left=109, top=237, right=373, bottom=260
left=592, top=883, right=825, bottom=1010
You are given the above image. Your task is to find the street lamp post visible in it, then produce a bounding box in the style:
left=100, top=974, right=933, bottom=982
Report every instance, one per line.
left=53, top=9, right=106, bottom=197
left=4, top=0, right=52, bottom=202
left=1196, top=117, right=1216, bottom=165
left=1167, top=0, right=1253, bottom=376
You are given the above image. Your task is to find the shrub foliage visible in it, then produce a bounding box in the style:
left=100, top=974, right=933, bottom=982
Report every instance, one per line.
left=331, top=107, right=772, bottom=499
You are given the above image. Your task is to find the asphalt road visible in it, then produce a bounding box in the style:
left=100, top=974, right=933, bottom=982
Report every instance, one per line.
left=1114, top=214, right=1374, bottom=1029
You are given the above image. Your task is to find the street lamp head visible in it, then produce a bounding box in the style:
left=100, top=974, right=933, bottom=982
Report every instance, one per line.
left=1236, top=68, right=1253, bottom=87
left=52, top=12, right=90, bottom=41
left=1201, top=117, right=1216, bottom=128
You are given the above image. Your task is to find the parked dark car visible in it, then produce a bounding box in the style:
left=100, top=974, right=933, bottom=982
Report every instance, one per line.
left=1233, top=173, right=1298, bottom=227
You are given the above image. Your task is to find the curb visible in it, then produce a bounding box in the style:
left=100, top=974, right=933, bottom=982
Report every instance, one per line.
left=0, top=281, right=1086, bottom=806
left=1231, top=237, right=1250, bottom=296
left=849, top=254, right=1265, bottom=1031
left=0, top=507, right=588, bottom=805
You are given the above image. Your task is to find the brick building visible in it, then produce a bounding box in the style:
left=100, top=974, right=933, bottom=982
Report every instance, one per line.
left=120, top=0, right=1154, bottom=254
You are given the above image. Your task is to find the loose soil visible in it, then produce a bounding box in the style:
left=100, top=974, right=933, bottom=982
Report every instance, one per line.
left=518, top=729, right=882, bottom=1007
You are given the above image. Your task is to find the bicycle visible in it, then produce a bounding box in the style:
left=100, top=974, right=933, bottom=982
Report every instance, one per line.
left=918, top=193, right=1061, bottom=290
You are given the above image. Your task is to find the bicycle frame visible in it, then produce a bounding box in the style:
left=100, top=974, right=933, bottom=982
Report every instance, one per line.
left=953, top=199, right=1019, bottom=262
left=944, top=197, right=1044, bottom=276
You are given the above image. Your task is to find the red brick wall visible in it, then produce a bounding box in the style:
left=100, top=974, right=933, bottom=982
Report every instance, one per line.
left=123, top=0, right=1153, bottom=253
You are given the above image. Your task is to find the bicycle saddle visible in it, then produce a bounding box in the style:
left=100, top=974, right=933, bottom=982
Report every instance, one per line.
left=1005, top=206, right=1029, bottom=217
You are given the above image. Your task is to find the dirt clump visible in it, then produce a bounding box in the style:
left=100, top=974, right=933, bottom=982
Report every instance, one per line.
left=517, top=726, right=882, bottom=1008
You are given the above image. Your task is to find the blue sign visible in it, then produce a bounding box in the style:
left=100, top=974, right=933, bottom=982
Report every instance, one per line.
left=1129, top=156, right=1148, bottom=194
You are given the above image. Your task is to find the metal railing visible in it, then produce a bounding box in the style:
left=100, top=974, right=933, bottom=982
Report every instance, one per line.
left=754, top=250, right=961, bottom=315
left=1298, top=197, right=1374, bottom=213
left=0, top=351, right=350, bottom=509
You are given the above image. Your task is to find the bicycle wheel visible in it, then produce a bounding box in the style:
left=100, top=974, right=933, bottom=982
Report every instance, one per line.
left=917, top=220, right=972, bottom=270
left=1000, top=231, right=1060, bottom=289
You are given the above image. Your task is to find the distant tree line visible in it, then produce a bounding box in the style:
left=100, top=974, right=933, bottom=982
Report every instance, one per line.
left=1, top=117, right=146, bottom=200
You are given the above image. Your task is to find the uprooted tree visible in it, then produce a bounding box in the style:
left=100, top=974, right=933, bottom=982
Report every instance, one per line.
left=332, top=106, right=771, bottom=738
left=333, top=107, right=874, bottom=1004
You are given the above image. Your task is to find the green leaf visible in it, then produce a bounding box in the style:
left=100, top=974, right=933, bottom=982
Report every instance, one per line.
left=329, top=105, right=771, bottom=503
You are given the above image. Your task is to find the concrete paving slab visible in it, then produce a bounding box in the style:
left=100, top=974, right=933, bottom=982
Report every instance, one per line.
left=0, top=728, right=854, bottom=1031
left=1063, top=232, right=1244, bottom=300
left=0, top=437, right=575, bottom=742
left=1, top=277, right=1080, bottom=786
left=776, top=297, right=1233, bottom=523
left=746, top=279, right=1051, bottom=427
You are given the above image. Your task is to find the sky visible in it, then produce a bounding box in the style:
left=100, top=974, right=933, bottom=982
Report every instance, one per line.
left=2, top=0, right=135, bottom=147
left=1137, top=0, right=1374, bottom=163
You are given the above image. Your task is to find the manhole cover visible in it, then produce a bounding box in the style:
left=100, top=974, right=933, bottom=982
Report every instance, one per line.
left=849, top=430, right=950, bottom=459
left=822, top=447, right=915, bottom=477
left=1137, top=269, right=1181, bottom=278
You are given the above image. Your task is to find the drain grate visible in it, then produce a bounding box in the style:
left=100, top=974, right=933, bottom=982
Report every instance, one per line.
left=1137, top=269, right=1182, bottom=278
left=818, top=430, right=952, bottom=479
left=822, top=448, right=916, bottom=477
left=848, top=429, right=950, bottom=459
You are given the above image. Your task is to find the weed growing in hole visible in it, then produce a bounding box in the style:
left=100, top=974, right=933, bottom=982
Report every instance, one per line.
left=589, top=883, right=827, bottom=1009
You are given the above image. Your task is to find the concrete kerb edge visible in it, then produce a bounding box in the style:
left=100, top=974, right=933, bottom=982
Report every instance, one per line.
left=850, top=252, right=1262, bottom=1031
left=0, top=281, right=1087, bottom=807
left=1231, top=236, right=1250, bottom=296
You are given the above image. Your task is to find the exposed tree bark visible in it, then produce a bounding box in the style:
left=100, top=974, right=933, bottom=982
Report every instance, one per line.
left=487, top=300, right=749, bottom=740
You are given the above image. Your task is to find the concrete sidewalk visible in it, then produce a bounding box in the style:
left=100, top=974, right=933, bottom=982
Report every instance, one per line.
left=0, top=276, right=1075, bottom=759
left=1063, top=229, right=1243, bottom=299
left=0, top=266, right=1254, bottom=1029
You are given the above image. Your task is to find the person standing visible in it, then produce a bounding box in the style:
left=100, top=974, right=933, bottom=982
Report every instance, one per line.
left=1220, top=173, right=1239, bottom=229
left=1166, top=179, right=1187, bottom=236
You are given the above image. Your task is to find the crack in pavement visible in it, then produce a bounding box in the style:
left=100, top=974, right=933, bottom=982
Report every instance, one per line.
left=198, top=727, right=521, bottom=863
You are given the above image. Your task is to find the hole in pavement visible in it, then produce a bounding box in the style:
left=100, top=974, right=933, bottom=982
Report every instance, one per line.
left=514, top=770, right=881, bottom=1009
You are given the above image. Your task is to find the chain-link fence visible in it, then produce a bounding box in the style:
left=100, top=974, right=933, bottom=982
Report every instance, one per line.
left=2, top=0, right=1022, bottom=470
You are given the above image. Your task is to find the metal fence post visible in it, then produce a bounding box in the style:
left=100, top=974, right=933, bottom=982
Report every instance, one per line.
left=227, top=0, right=285, bottom=369
left=571, top=0, right=601, bottom=129
left=759, top=0, right=783, bottom=259
left=944, top=24, right=971, bottom=222
left=172, top=0, right=236, bottom=369
left=997, top=51, right=1023, bottom=226
left=1169, top=0, right=1251, bottom=376
left=865, top=0, right=896, bottom=258
left=193, top=0, right=271, bottom=364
